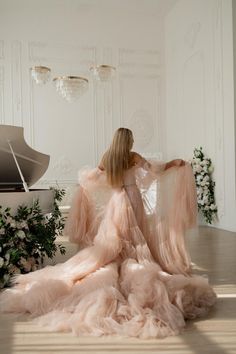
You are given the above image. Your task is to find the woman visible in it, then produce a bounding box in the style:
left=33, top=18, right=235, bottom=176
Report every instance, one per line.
left=98, top=128, right=184, bottom=236
left=0, top=128, right=216, bottom=338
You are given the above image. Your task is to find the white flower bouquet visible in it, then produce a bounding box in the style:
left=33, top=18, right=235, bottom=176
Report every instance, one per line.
left=191, top=147, right=218, bottom=224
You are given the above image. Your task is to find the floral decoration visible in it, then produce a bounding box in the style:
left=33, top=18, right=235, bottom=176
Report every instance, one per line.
left=191, top=147, right=218, bottom=224
left=0, top=188, right=66, bottom=288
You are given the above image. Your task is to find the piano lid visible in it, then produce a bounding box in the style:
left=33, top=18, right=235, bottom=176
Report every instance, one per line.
left=0, top=124, right=50, bottom=189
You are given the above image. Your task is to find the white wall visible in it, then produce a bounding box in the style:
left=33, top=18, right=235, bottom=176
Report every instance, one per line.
left=164, top=0, right=236, bottom=231
left=0, top=0, right=165, bottom=204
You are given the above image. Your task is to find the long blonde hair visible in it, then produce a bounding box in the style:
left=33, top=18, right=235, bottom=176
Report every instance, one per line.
left=102, top=128, right=134, bottom=187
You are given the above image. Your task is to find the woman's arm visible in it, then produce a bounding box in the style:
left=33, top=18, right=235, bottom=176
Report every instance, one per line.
left=132, top=152, right=151, bottom=169
left=165, top=159, right=185, bottom=170
left=132, top=153, right=185, bottom=172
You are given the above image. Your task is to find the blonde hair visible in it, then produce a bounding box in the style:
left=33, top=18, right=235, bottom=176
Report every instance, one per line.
left=102, top=128, right=134, bottom=187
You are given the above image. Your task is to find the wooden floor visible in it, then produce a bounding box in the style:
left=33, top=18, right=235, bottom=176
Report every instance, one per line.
left=0, top=226, right=236, bottom=354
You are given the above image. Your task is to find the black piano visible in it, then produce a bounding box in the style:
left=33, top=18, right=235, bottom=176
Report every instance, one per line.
left=0, top=124, right=54, bottom=214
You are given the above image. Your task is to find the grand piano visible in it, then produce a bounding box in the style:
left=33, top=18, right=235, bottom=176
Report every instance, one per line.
left=0, top=124, right=54, bottom=214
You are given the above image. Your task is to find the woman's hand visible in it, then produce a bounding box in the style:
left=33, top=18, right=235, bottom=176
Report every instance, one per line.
left=175, top=159, right=185, bottom=167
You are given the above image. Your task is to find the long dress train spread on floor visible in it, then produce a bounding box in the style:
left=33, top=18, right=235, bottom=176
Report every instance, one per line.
left=0, top=160, right=216, bottom=338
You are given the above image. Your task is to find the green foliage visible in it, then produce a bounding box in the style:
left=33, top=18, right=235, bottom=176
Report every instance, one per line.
left=0, top=188, right=66, bottom=288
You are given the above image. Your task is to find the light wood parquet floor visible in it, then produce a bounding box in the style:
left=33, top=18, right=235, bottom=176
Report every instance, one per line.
left=0, top=226, right=235, bottom=354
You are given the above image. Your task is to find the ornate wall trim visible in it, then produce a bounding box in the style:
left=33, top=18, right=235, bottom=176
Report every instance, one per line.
left=11, top=41, right=23, bottom=126
left=0, top=66, right=4, bottom=124
left=213, top=0, right=225, bottom=217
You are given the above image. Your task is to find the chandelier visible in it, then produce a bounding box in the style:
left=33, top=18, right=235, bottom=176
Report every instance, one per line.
left=53, top=76, right=89, bottom=102
left=31, top=66, right=51, bottom=85
left=89, top=65, right=116, bottom=82
left=31, top=64, right=116, bottom=102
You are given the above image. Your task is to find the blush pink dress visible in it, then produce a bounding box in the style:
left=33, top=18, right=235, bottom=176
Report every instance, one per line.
left=0, top=160, right=216, bottom=338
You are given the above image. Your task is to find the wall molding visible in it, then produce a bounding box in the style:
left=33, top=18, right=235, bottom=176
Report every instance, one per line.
left=182, top=50, right=207, bottom=152
left=36, top=179, right=78, bottom=206
left=0, top=66, right=4, bottom=124
left=184, top=22, right=201, bottom=49
left=119, top=74, right=161, bottom=151
left=213, top=0, right=226, bottom=218
left=28, top=41, right=96, bottom=68
left=0, top=41, right=4, bottom=60
left=119, top=48, right=160, bottom=68
left=11, top=41, right=23, bottom=127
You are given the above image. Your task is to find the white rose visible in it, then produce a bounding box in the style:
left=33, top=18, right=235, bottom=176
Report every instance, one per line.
left=0, top=228, right=5, bottom=235
left=16, top=230, right=26, bottom=239
left=194, top=158, right=201, bottom=164
left=197, top=186, right=203, bottom=194
left=16, top=221, right=28, bottom=229
left=195, top=151, right=201, bottom=157
left=204, top=206, right=210, bottom=210
left=196, top=165, right=202, bottom=173
left=22, top=221, right=28, bottom=228
left=203, top=196, right=209, bottom=204
left=10, top=221, right=16, bottom=228
left=197, top=197, right=203, bottom=204
left=200, top=181, right=206, bottom=187
left=0, top=257, right=4, bottom=268
left=6, top=216, right=13, bottom=224
left=210, top=204, right=217, bottom=210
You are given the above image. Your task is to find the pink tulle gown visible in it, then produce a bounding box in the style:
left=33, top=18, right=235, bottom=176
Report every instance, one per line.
left=0, top=160, right=216, bottom=338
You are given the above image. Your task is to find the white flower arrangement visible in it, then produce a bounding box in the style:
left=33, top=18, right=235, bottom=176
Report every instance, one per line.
left=191, top=147, right=218, bottom=224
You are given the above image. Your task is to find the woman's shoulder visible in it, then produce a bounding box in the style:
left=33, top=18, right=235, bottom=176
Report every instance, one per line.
left=98, top=151, right=108, bottom=171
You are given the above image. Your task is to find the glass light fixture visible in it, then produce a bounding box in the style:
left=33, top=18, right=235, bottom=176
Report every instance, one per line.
left=90, top=65, right=116, bottom=82
left=31, top=66, right=51, bottom=85
left=53, top=76, right=89, bottom=102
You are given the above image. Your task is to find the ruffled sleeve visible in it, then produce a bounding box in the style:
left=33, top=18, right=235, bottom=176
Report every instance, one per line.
left=136, top=161, right=197, bottom=275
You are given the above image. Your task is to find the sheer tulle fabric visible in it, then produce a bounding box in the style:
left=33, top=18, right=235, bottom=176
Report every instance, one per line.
left=0, top=161, right=216, bottom=338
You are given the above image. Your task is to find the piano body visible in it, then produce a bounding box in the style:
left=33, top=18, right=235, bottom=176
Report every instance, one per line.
left=0, top=124, right=54, bottom=214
